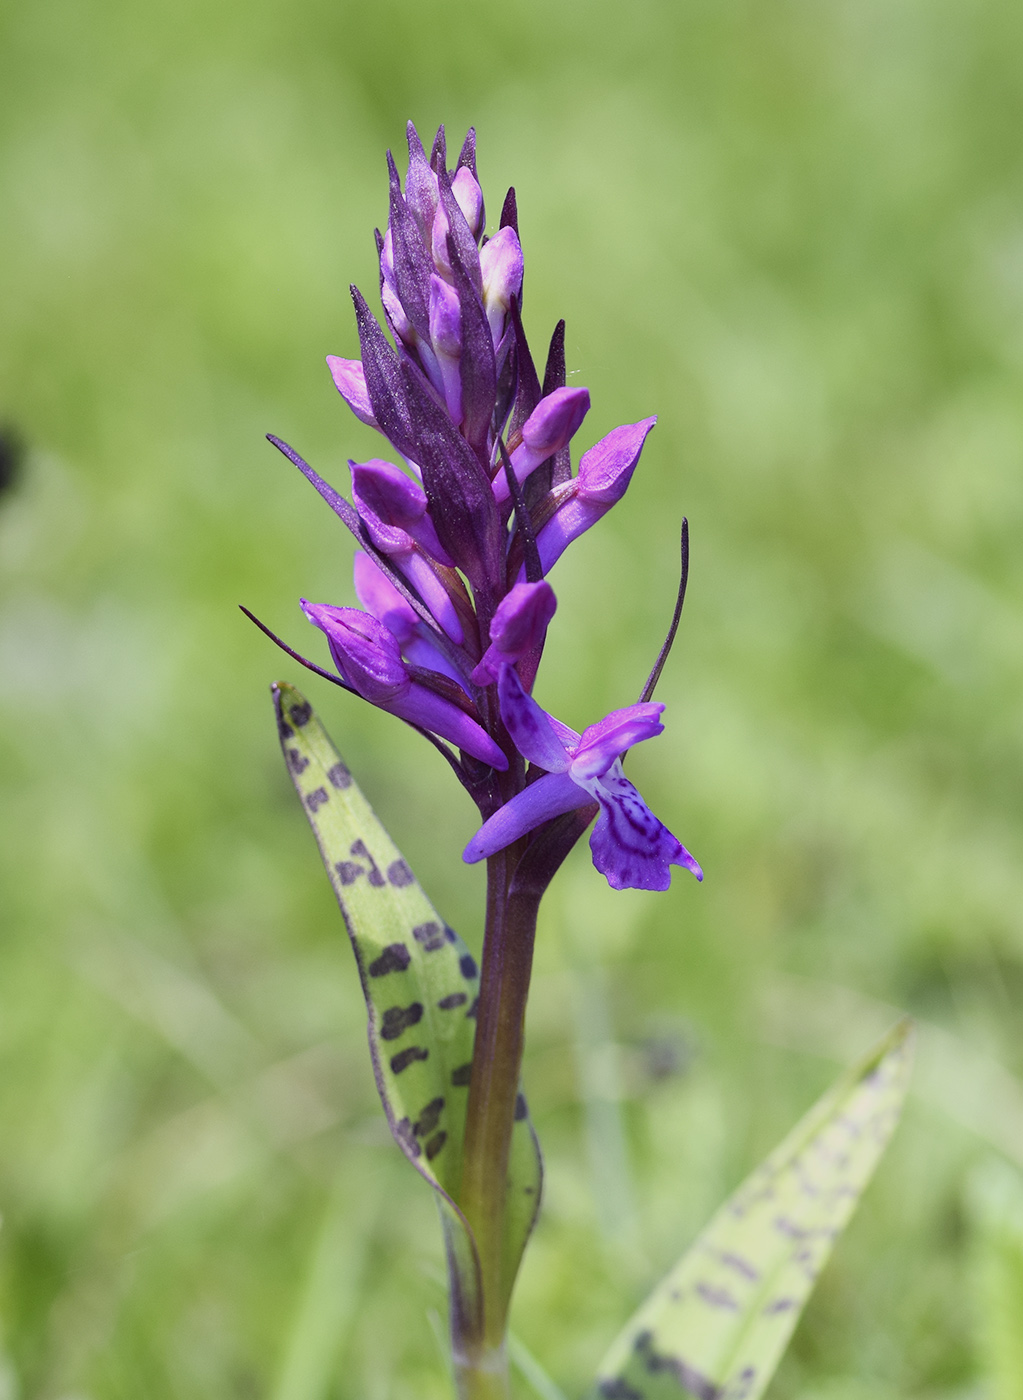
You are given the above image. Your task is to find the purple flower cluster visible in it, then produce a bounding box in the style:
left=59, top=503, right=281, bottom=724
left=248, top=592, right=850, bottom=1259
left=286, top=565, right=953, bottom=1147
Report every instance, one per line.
left=271, top=123, right=700, bottom=892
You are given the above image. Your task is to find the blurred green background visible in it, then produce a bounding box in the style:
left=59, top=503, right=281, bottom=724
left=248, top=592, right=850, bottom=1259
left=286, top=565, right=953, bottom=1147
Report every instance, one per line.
left=3, top=0, right=1023, bottom=1394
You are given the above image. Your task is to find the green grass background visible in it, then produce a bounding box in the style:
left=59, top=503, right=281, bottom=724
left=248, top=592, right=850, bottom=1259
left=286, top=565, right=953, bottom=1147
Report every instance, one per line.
left=3, top=0, right=1023, bottom=1394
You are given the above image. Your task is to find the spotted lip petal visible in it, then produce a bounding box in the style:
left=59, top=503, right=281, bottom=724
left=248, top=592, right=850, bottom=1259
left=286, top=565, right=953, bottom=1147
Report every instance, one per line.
left=583, top=763, right=703, bottom=891
left=462, top=664, right=701, bottom=890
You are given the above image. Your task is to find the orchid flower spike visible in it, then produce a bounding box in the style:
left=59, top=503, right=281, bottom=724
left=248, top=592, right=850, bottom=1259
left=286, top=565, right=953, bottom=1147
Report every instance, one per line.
left=463, top=664, right=702, bottom=890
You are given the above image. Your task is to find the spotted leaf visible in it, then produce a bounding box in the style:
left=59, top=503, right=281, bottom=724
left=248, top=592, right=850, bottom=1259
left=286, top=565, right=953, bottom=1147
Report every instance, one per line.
left=273, top=682, right=541, bottom=1329
left=591, top=1018, right=914, bottom=1400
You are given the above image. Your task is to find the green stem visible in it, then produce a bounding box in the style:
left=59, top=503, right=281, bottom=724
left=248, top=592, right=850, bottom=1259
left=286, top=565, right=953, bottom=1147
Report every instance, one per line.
left=458, top=839, right=541, bottom=1353
left=453, top=1342, right=511, bottom=1400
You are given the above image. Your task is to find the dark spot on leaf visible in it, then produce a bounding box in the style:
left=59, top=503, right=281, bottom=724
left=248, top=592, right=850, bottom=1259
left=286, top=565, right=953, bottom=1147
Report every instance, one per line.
left=438, top=992, right=467, bottom=1010
left=414, top=1097, right=445, bottom=1137
left=634, top=1331, right=720, bottom=1400
left=289, top=701, right=313, bottom=727
left=387, top=859, right=414, bottom=886
left=451, top=1063, right=472, bottom=1087
left=380, top=1002, right=424, bottom=1040
left=719, top=1252, right=759, bottom=1281
left=327, top=761, right=351, bottom=788
left=514, top=1093, right=528, bottom=1121
left=336, top=860, right=363, bottom=884
left=305, top=788, right=329, bottom=813
left=412, top=921, right=445, bottom=951
left=286, top=747, right=309, bottom=774
left=696, top=1281, right=738, bottom=1309
left=393, top=1117, right=421, bottom=1157
left=763, top=1297, right=796, bottom=1315
left=466, top=996, right=479, bottom=1018
left=444, top=925, right=457, bottom=942
left=369, top=943, right=411, bottom=976
left=598, top=1382, right=643, bottom=1400
left=425, top=1131, right=447, bottom=1160
left=350, top=839, right=384, bottom=885
left=460, top=954, right=478, bottom=979
left=390, top=1046, right=429, bottom=1074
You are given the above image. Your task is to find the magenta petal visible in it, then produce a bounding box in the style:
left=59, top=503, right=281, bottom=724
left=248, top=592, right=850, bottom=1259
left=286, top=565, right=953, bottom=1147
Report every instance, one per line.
left=497, top=665, right=570, bottom=773
left=463, top=771, right=583, bottom=863
left=572, top=703, right=665, bottom=780
left=586, top=768, right=703, bottom=891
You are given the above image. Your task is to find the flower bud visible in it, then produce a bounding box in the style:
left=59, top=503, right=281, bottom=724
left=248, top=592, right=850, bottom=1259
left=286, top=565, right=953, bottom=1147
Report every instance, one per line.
left=479, top=226, right=523, bottom=345
left=531, top=417, right=656, bottom=575
left=302, top=602, right=409, bottom=704
left=493, top=386, right=591, bottom=504
left=350, top=458, right=452, bottom=566
left=351, top=460, right=464, bottom=643
left=471, top=580, right=557, bottom=685
left=451, top=166, right=484, bottom=239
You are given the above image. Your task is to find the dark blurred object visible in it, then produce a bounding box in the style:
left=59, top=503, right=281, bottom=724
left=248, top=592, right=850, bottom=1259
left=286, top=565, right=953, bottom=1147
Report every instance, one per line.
left=0, top=426, right=23, bottom=498
left=638, top=1019, right=698, bottom=1083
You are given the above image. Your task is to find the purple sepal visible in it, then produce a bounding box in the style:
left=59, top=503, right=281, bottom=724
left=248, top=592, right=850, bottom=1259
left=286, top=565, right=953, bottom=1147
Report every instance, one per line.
left=533, top=416, right=656, bottom=575
left=463, top=770, right=582, bottom=862
left=351, top=286, right=417, bottom=460
left=303, top=600, right=506, bottom=769
left=572, top=703, right=665, bottom=779
left=404, top=122, right=439, bottom=238
left=471, top=581, right=557, bottom=685
left=462, top=665, right=701, bottom=890
left=379, top=228, right=414, bottom=344
left=387, top=150, right=433, bottom=341
left=395, top=353, right=503, bottom=595
left=326, top=357, right=379, bottom=428
left=456, top=126, right=479, bottom=182
left=495, top=662, right=570, bottom=772
left=494, top=386, right=591, bottom=504
left=480, top=227, right=523, bottom=347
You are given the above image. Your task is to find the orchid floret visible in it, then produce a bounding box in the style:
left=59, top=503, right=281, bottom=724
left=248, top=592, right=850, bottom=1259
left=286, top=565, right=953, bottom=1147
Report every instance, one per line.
left=463, top=665, right=701, bottom=891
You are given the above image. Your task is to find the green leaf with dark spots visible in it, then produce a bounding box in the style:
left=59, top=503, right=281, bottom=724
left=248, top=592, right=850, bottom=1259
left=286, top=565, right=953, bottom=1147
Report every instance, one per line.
left=273, top=682, right=541, bottom=1325
left=590, top=1019, right=914, bottom=1400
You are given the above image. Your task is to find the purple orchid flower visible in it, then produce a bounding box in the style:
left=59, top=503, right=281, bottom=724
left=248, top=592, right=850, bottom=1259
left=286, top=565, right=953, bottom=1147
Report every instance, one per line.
left=463, top=664, right=702, bottom=891
left=302, top=600, right=505, bottom=769
left=263, top=121, right=695, bottom=889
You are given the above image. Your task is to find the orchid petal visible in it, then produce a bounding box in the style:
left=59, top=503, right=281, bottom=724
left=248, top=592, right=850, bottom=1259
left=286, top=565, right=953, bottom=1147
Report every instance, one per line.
left=462, top=771, right=582, bottom=863
left=497, top=665, right=570, bottom=773
left=583, top=764, right=704, bottom=891
left=572, top=702, right=665, bottom=780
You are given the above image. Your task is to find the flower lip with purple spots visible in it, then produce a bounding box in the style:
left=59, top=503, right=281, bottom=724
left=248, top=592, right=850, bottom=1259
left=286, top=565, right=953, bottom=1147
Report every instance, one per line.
left=462, top=665, right=702, bottom=891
